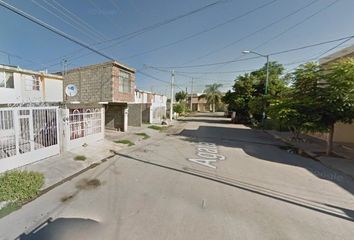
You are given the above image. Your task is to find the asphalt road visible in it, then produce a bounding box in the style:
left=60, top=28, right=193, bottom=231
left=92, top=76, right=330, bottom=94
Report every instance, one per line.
left=1, top=113, right=354, bottom=240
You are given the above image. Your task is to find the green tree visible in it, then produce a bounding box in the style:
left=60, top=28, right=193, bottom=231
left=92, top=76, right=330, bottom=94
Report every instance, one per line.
left=320, top=58, right=354, bottom=154
left=175, top=91, right=187, bottom=103
left=250, top=61, right=288, bottom=97
left=202, top=83, right=223, bottom=112
left=173, top=103, right=185, bottom=117
left=284, top=59, right=354, bottom=155
left=292, top=62, right=326, bottom=132
left=268, top=99, right=307, bottom=139
left=249, top=95, right=268, bottom=123
left=222, top=61, right=289, bottom=123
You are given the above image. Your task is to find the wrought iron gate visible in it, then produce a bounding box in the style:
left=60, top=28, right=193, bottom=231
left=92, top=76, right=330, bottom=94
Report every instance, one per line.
left=0, top=106, right=59, bottom=172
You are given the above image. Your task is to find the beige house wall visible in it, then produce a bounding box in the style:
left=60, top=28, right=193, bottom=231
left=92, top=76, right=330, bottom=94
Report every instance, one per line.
left=312, top=44, right=354, bottom=144
left=333, top=121, right=354, bottom=143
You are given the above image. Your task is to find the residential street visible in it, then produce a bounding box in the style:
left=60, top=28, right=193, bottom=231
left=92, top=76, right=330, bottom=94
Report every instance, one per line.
left=1, top=113, right=354, bottom=240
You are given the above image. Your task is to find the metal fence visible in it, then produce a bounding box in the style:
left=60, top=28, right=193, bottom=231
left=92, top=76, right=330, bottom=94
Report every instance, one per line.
left=0, top=107, right=58, bottom=161
left=69, top=108, right=102, bottom=140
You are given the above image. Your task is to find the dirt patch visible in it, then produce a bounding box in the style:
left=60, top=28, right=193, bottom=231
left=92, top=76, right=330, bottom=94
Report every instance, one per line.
left=278, top=145, right=319, bottom=160
left=61, top=194, right=74, bottom=202
left=76, top=178, right=102, bottom=190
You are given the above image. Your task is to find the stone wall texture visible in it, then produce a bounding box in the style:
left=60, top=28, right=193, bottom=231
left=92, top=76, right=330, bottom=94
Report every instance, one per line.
left=105, top=104, right=125, bottom=131
left=64, top=62, right=136, bottom=104
left=64, top=64, right=112, bottom=103
left=128, top=103, right=142, bottom=127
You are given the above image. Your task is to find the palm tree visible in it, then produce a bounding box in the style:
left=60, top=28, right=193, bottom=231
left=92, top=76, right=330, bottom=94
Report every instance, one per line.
left=202, top=83, right=223, bottom=112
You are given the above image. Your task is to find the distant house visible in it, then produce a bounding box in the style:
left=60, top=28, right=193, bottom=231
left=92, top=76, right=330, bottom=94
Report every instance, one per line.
left=316, top=44, right=354, bottom=144
left=0, top=64, right=63, bottom=172
left=188, top=93, right=211, bottom=112
left=64, top=61, right=135, bottom=136
left=129, top=89, right=167, bottom=126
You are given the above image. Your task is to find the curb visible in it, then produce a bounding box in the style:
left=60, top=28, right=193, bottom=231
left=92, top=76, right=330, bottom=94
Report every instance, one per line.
left=264, top=130, right=354, bottom=180
left=0, top=152, right=117, bottom=219
left=0, top=129, right=168, bottom=219
left=263, top=130, right=320, bottom=159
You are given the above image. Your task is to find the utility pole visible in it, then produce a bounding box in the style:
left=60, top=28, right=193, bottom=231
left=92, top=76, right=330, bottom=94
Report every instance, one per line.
left=265, top=55, right=270, bottom=95
left=7, top=54, right=11, bottom=65
left=242, top=50, right=270, bottom=127
left=169, top=70, right=175, bottom=121
left=190, top=78, right=194, bottom=111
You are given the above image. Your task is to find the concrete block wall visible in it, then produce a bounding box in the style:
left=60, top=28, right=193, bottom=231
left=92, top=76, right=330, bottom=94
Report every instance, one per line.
left=142, top=103, right=151, bottom=123
left=128, top=103, right=142, bottom=127
left=105, top=104, right=125, bottom=131
left=64, top=64, right=112, bottom=103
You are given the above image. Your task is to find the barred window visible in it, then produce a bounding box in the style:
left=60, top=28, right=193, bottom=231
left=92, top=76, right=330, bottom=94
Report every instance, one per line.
left=118, top=71, right=131, bottom=93
left=24, top=75, right=40, bottom=91
left=0, top=71, right=14, bottom=88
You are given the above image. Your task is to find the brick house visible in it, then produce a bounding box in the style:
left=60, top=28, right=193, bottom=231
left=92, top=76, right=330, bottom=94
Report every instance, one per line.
left=64, top=61, right=136, bottom=132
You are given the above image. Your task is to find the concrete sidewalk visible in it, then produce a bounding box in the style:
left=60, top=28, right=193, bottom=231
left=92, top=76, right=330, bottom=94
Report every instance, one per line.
left=266, top=130, right=354, bottom=179
left=19, top=123, right=180, bottom=191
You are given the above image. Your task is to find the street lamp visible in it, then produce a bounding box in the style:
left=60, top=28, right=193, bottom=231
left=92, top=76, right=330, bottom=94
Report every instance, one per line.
left=242, top=50, right=270, bottom=125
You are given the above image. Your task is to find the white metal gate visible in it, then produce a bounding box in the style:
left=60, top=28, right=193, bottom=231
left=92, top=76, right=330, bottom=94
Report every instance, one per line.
left=0, top=106, right=59, bottom=172
left=64, top=108, right=104, bottom=150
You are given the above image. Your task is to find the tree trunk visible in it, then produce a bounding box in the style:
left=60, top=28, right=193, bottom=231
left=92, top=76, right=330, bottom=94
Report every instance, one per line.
left=326, top=123, right=335, bottom=156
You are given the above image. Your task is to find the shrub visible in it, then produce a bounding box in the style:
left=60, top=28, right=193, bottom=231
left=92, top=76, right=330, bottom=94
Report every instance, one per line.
left=135, top=132, right=150, bottom=139
left=148, top=125, right=167, bottom=131
left=0, top=202, right=20, bottom=218
left=173, top=103, right=185, bottom=115
left=0, top=171, right=44, bottom=203
left=114, top=139, right=135, bottom=146
left=74, top=155, right=86, bottom=161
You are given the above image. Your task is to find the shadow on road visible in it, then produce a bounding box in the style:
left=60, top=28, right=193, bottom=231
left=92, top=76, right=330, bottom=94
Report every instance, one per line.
left=179, top=118, right=231, bottom=124
left=178, top=125, right=354, bottom=202
left=113, top=151, right=354, bottom=223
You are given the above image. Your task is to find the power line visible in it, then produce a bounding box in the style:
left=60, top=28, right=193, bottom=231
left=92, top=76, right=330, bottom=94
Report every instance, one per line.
left=31, top=0, right=103, bottom=42
left=185, top=0, right=321, bottom=64
left=315, top=37, right=353, bottom=59
left=49, top=0, right=107, bottom=40
left=284, top=39, right=354, bottom=74
left=184, top=0, right=340, bottom=80
left=40, top=0, right=226, bottom=69
left=95, top=0, right=225, bottom=46
left=145, top=56, right=262, bottom=69
left=175, top=69, right=258, bottom=74
left=120, top=0, right=278, bottom=60
left=137, top=70, right=187, bottom=92
left=108, top=0, right=122, bottom=14
left=270, top=35, right=354, bottom=56
left=136, top=70, right=171, bottom=85
left=87, top=0, right=121, bottom=30
left=0, top=49, right=45, bottom=67
left=251, top=0, right=340, bottom=51
left=0, top=0, right=114, bottom=61
left=147, top=35, right=354, bottom=69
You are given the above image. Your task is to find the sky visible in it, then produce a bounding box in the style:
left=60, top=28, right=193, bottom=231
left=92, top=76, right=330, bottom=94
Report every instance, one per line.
left=0, top=0, right=354, bottom=96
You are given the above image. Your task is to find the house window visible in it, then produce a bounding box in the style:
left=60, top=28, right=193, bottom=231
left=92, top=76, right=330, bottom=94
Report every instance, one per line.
left=118, top=71, right=131, bottom=93
left=0, top=71, right=14, bottom=88
left=32, top=75, right=40, bottom=91
left=24, top=75, right=40, bottom=91
left=0, top=110, right=14, bottom=130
